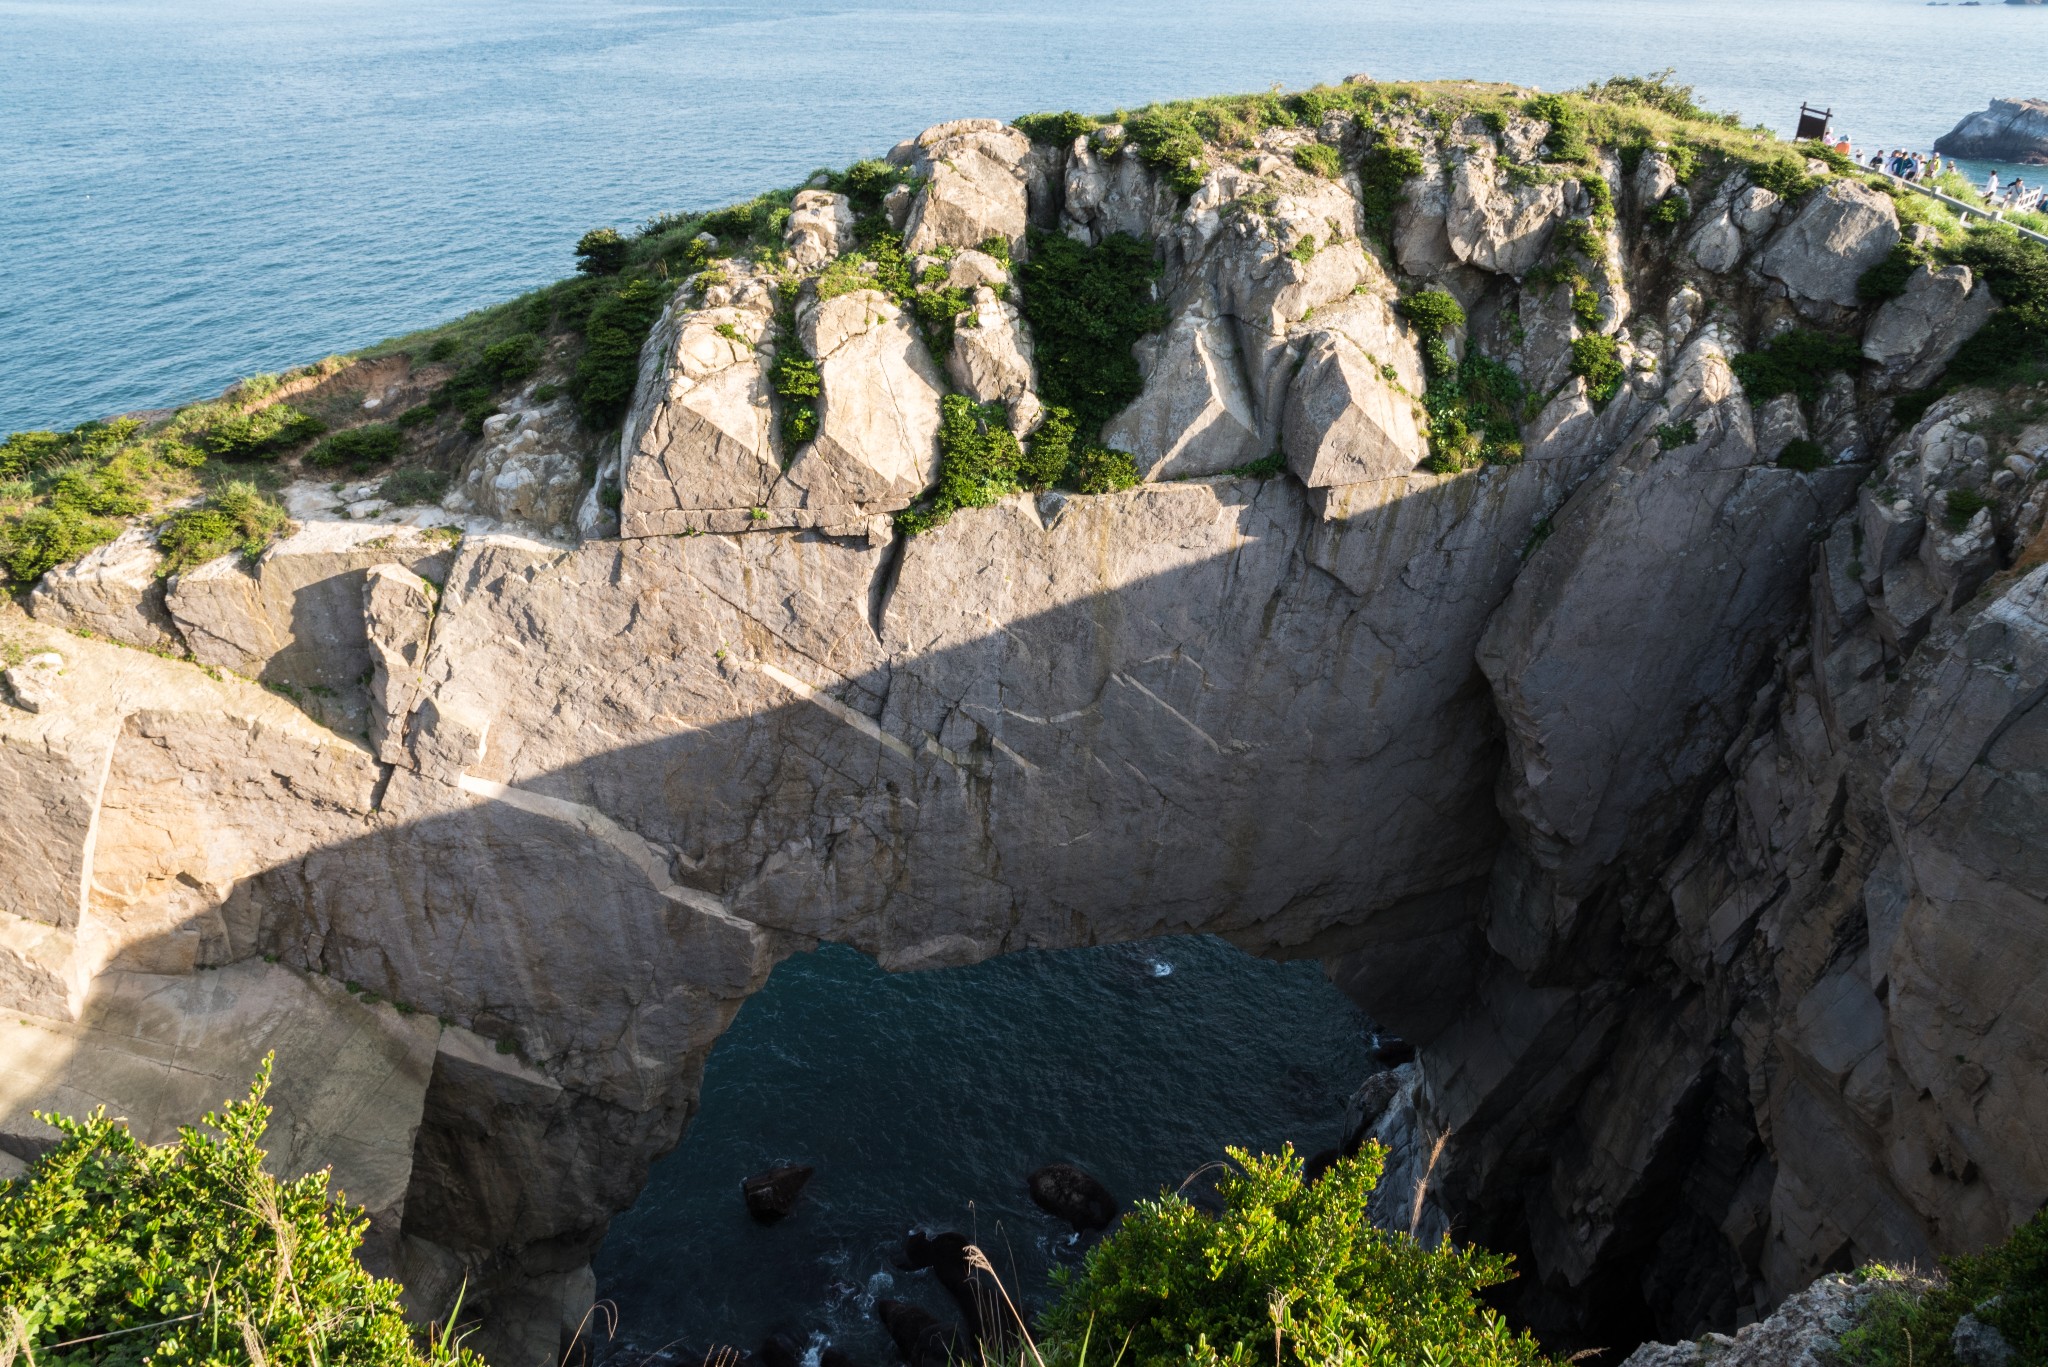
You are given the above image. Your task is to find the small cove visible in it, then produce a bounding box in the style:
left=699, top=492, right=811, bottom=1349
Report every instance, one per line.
left=591, top=937, right=1380, bottom=1362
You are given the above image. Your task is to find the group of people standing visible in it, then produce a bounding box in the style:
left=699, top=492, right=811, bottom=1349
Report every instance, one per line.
left=1848, top=144, right=2043, bottom=215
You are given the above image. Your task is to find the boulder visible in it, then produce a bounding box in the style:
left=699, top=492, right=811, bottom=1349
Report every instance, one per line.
left=165, top=524, right=456, bottom=689
left=784, top=189, right=856, bottom=270
left=903, top=120, right=1034, bottom=257
left=1859, top=485, right=1926, bottom=590
left=2, top=652, right=64, bottom=715
left=1863, top=264, right=1996, bottom=391
left=27, top=527, right=177, bottom=650
left=1933, top=96, right=2048, bottom=164
left=1754, top=393, right=1810, bottom=463
left=1954, top=1313, right=2018, bottom=1367
left=618, top=304, right=779, bottom=536
left=1027, top=1161, right=1118, bottom=1231
left=1446, top=156, right=1566, bottom=276
left=946, top=287, right=1040, bottom=430
left=740, top=1162, right=814, bottom=1221
left=1923, top=505, right=2000, bottom=610
left=782, top=289, right=945, bottom=510
left=1688, top=207, right=1744, bottom=274
left=1062, top=133, right=1176, bottom=244
left=1392, top=160, right=1457, bottom=275
left=363, top=564, right=436, bottom=765
left=1101, top=311, right=1264, bottom=479
left=445, top=386, right=595, bottom=540
left=1282, top=332, right=1428, bottom=486
left=1731, top=184, right=1782, bottom=235
left=875, top=1299, right=956, bottom=1367
left=1757, top=180, right=1901, bottom=308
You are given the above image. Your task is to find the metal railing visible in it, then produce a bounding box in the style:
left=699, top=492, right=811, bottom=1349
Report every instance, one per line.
left=1857, top=162, right=2048, bottom=247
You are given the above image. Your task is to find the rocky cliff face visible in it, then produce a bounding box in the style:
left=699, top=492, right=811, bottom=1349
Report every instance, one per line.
left=5, top=88, right=2046, bottom=1366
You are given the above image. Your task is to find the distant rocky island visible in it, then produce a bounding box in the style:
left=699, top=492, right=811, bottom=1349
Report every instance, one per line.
left=1935, top=95, right=2048, bottom=162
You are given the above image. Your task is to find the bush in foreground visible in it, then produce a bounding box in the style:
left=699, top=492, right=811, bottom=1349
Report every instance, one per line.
left=1039, top=1145, right=1554, bottom=1367
left=0, top=1060, right=479, bottom=1367
left=157, top=481, right=291, bottom=574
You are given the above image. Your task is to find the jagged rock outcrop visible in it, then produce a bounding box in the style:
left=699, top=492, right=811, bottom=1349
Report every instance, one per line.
left=26, top=527, right=176, bottom=649
left=1934, top=96, right=2048, bottom=164
left=6, top=91, right=2047, bottom=1367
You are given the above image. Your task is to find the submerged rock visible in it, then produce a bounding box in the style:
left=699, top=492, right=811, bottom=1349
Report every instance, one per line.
left=1027, top=1162, right=1118, bottom=1232
left=740, top=1163, right=814, bottom=1221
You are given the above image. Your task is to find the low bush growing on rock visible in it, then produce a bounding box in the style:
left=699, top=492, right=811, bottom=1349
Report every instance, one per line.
left=1728, top=329, right=1861, bottom=405
left=380, top=467, right=452, bottom=507
left=1126, top=107, right=1209, bottom=196
left=0, top=1060, right=481, bottom=1367
left=1570, top=333, right=1626, bottom=406
left=897, top=395, right=1028, bottom=534
left=1038, top=1145, right=1554, bottom=1367
left=1293, top=142, right=1344, bottom=179
left=1840, top=1209, right=2048, bottom=1367
left=1357, top=133, right=1426, bottom=248
left=770, top=348, right=823, bottom=448
left=308, top=424, right=404, bottom=471
left=201, top=404, right=326, bottom=460
left=1068, top=445, right=1141, bottom=495
left=1015, top=111, right=1095, bottom=144
left=1777, top=438, right=1828, bottom=472
left=156, top=480, right=291, bottom=573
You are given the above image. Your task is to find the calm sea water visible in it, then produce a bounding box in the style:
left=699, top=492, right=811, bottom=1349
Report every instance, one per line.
left=592, top=938, right=1379, bottom=1360
left=4, top=0, right=2047, bottom=436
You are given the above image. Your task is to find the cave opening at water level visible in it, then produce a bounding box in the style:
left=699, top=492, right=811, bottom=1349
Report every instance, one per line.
left=591, top=936, right=1385, bottom=1364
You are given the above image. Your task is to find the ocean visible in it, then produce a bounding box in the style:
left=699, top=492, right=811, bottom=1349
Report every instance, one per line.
left=2, top=0, right=2045, bottom=436
left=591, top=938, right=1380, bottom=1362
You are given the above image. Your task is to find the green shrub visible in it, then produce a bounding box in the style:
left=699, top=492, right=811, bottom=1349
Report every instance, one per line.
left=1656, top=419, right=1699, bottom=451
left=1579, top=69, right=1721, bottom=122
left=1294, top=143, right=1344, bottom=179
left=1649, top=192, right=1691, bottom=232
left=308, top=424, right=404, bottom=470
left=0, top=430, right=69, bottom=480
left=0, top=1060, right=481, bottom=1367
left=1524, top=93, right=1588, bottom=162
left=1571, top=284, right=1602, bottom=328
left=396, top=404, right=436, bottom=429
left=1016, top=230, right=1167, bottom=440
left=1840, top=1209, right=2048, bottom=1367
left=1893, top=388, right=1944, bottom=427
left=201, top=405, right=326, bottom=460
left=1582, top=174, right=1614, bottom=226
left=1041, top=1145, right=1553, bottom=1367
left=1571, top=333, right=1626, bottom=405
left=425, top=337, right=458, bottom=363
left=573, top=278, right=669, bottom=427
left=1945, top=486, right=1993, bottom=529
left=1359, top=137, right=1426, bottom=245
left=770, top=349, right=822, bottom=448
left=1069, top=445, right=1141, bottom=494
left=1942, top=229, right=2048, bottom=386
left=575, top=227, right=628, bottom=275
left=897, top=395, right=1027, bottom=534
left=1859, top=242, right=1929, bottom=302
left=1, top=506, right=120, bottom=583
left=1019, top=405, right=1076, bottom=490
left=1398, top=289, right=1467, bottom=336
left=49, top=462, right=150, bottom=519
left=1728, top=329, right=1861, bottom=404
left=156, top=480, right=291, bottom=573
left=379, top=468, right=452, bottom=506
left=1127, top=108, right=1208, bottom=196
left=1777, top=438, right=1827, bottom=471
left=833, top=159, right=911, bottom=214
left=1557, top=218, right=1603, bottom=261
left=1015, top=111, right=1094, bottom=144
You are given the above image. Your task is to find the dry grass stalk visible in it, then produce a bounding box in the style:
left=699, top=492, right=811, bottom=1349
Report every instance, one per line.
left=1410, top=1128, right=1451, bottom=1241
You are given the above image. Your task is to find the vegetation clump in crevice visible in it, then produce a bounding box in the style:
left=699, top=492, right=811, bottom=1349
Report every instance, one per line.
left=1776, top=437, right=1828, bottom=472
left=1015, top=230, right=1167, bottom=440
left=1399, top=290, right=1528, bottom=471
left=770, top=347, right=822, bottom=450
left=1570, top=333, right=1626, bottom=406
left=0, top=1060, right=484, bottom=1367
left=1729, top=328, right=1861, bottom=405
left=1040, top=1144, right=1555, bottom=1367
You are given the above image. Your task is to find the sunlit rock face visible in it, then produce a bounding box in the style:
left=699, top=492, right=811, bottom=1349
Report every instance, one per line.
left=6, top=91, right=2042, bottom=1367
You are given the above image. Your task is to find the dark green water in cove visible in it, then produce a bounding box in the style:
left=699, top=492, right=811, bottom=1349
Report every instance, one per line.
left=592, top=937, right=1380, bottom=1362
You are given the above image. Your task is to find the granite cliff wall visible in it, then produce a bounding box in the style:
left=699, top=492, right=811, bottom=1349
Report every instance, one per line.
left=5, top=93, right=2046, bottom=1364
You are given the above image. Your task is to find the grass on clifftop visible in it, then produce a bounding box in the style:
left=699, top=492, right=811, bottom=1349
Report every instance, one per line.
left=0, top=1060, right=482, bottom=1367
